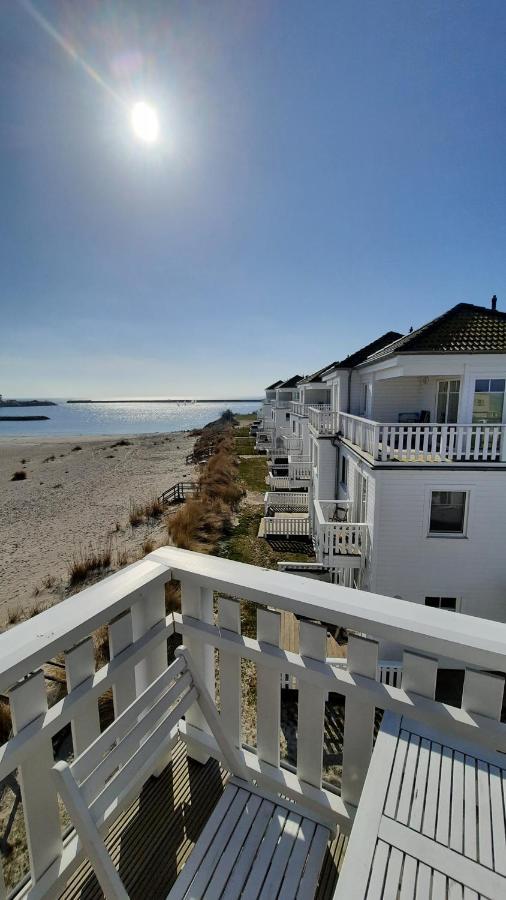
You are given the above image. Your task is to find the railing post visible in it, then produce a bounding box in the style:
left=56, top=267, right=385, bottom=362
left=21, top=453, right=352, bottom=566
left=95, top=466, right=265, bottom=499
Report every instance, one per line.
left=297, top=621, right=327, bottom=788
left=131, top=583, right=169, bottom=772
left=218, top=597, right=242, bottom=750
left=341, top=634, right=378, bottom=807
left=181, top=577, right=215, bottom=764
left=65, top=637, right=101, bottom=757
left=109, top=609, right=137, bottom=716
left=256, top=609, right=281, bottom=768
left=9, top=671, right=63, bottom=884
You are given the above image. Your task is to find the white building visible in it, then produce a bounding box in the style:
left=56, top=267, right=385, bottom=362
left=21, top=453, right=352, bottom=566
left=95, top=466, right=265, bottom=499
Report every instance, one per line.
left=261, top=300, right=506, bottom=623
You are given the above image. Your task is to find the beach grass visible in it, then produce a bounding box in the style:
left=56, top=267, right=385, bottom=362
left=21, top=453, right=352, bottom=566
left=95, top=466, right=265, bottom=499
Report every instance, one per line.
left=239, top=457, right=267, bottom=492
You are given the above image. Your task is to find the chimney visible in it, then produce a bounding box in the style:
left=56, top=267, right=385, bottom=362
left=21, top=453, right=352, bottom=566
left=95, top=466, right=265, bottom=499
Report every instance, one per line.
left=491, top=294, right=497, bottom=311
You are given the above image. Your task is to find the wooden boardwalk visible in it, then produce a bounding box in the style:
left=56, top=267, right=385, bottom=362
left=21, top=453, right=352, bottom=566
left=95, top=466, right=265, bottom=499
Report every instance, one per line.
left=58, top=740, right=347, bottom=899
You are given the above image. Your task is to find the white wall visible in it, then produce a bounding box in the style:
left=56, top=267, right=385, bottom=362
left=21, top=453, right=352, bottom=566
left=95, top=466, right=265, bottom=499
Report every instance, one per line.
left=368, top=467, right=506, bottom=623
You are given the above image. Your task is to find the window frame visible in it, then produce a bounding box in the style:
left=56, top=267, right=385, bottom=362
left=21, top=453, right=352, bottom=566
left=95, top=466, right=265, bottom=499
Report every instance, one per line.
left=340, top=454, right=348, bottom=488
left=424, top=596, right=459, bottom=612
left=427, top=488, right=469, bottom=538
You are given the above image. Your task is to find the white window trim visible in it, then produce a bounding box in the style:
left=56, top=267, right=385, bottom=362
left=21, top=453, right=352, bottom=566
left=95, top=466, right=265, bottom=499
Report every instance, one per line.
left=424, top=595, right=461, bottom=613
left=424, top=485, right=471, bottom=539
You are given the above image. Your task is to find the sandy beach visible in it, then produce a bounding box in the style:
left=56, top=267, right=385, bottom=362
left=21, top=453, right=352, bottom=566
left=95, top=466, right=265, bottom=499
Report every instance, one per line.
left=0, top=431, right=196, bottom=620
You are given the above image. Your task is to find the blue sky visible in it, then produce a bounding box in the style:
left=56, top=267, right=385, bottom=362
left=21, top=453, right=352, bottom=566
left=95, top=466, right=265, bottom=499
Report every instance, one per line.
left=1, top=0, right=505, bottom=398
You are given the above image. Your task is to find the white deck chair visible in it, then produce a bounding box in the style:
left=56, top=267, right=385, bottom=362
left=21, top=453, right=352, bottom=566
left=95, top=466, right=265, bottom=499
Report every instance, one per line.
left=53, top=646, right=330, bottom=900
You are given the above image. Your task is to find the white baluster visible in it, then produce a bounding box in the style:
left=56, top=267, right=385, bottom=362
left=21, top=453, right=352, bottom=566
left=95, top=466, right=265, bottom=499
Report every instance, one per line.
left=341, top=635, right=378, bottom=807
left=218, top=597, right=242, bottom=751
left=131, top=583, right=170, bottom=772
left=256, top=609, right=281, bottom=767
left=65, top=637, right=101, bottom=756
left=462, top=670, right=504, bottom=720
left=109, top=609, right=137, bottom=716
left=181, top=578, right=215, bottom=763
left=9, top=671, right=62, bottom=883
left=402, top=651, right=437, bottom=699
left=297, top=621, right=327, bottom=788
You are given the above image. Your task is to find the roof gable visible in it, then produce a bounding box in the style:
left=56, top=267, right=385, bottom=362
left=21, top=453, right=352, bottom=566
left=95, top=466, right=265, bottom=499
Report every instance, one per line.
left=265, top=380, right=283, bottom=391
left=277, top=374, right=304, bottom=389
left=363, top=303, right=506, bottom=364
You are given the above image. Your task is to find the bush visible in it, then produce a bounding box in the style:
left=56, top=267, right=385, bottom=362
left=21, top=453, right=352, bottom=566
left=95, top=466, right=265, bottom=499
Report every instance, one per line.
left=168, top=497, right=232, bottom=553
left=11, top=470, right=26, bottom=481
left=141, top=538, right=155, bottom=556
left=69, top=543, right=112, bottom=586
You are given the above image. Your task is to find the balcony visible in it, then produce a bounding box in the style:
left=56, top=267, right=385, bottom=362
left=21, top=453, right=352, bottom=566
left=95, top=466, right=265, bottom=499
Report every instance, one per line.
left=268, top=457, right=311, bottom=490
left=281, top=434, right=303, bottom=454
left=1, top=548, right=505, bottom=898
left=264, top=491, right=309, bottom=514
left=313, top=499, right=368, bottom=566
left=261, top=515, right=311, bottom=538
left=309, top=408, right=506, bottom=464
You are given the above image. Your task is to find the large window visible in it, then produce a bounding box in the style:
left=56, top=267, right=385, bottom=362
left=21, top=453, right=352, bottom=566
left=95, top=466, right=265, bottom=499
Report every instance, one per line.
left=436, top=380, right=460, bottom=423
left=429, top=491, right=467, bottom=534
left=425, top=596, right=457, bottom=612
left=340, top=455, right=348, bottom=487
left=473, top=379, right=505, bottom=424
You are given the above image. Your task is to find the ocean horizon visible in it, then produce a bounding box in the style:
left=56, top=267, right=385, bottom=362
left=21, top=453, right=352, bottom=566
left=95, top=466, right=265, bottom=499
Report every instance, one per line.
left=0, top=399, right=260, bottom=438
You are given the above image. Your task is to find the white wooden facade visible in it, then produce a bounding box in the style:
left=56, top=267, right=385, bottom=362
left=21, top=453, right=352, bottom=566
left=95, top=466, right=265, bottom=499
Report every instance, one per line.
left=260, top=304, right=506, bottom=623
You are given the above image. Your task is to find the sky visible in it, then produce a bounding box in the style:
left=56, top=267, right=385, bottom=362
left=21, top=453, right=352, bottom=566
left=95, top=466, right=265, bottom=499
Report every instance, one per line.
left=1, top=0, right=505, bottom=398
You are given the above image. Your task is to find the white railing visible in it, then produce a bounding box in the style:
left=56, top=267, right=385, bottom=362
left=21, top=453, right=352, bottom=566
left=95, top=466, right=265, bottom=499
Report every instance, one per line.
left=262, top=517, right=310, bottom=537
left=288, top=458, right=311, bottom=481
left=268, top=474, right=290, bottom=490
left=313, top=499, right=368, bottom=564
left=281, top=434, right=303, bottom=453
left=339, top=413, right=506, bottom=463
left=291, top=401, right=331, bottom=417
left=2, top=548, right=506, bottom=896
left=308, top=406, right=337, bottom=435
left=264, top=491, right=309, bottom=513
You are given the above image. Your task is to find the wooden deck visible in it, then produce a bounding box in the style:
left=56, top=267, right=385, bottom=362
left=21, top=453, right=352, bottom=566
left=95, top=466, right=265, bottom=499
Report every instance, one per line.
left=59, top=740, right=347, bottom=900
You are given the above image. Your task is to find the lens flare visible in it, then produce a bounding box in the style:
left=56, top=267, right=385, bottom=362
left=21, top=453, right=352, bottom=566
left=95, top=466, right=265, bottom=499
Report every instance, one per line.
left=131, top=102, right=160, bottom=143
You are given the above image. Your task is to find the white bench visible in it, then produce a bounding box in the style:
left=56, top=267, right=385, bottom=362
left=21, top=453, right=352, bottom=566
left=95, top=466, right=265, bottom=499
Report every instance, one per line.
left=335, top=712, right=506, bottom=899
left=53, top=647, right=330, bottom=899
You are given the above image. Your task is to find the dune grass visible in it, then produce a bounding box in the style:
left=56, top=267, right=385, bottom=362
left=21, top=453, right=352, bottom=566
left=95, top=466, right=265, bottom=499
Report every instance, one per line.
left=238, top=457, right=267, bottom=492
left=68, top=543, right=112, bottom=587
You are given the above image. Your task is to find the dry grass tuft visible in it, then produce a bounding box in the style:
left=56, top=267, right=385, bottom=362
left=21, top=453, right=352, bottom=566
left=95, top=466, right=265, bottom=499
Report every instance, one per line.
left=128, top=500, right=145, bottom=527
left=11, top=470, right=26, bottom=481
left=165, top=579, right=181, bottom=614
left=199, top=450, right=244, bottom=507
left=68, top=543, right=112, bottom=587
left=0, top=696, right=12, bottom=745
left=116, top=548, right=129, bottom=567
left=141, top=538, right=155, bottom=556
left=168, top=497, right=232, bottom=553
left=6, top=608, right=21, bottom=625
left=144, top=496, right=164, bottom=519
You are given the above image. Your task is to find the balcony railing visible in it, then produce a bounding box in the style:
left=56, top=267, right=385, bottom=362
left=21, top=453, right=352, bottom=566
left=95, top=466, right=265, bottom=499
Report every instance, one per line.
left=290, top=401, right=331, bottom=417
left=309, top=408, right=506, bottom=463
left=262, top=516, right=310, bottom=537
left=281, top=434, right=303, bottom=453
left=1, top=548, right=506, bottom=897
left=313, top=499, right=368, bottom=564
left=264, top=491, right=309, bottom=513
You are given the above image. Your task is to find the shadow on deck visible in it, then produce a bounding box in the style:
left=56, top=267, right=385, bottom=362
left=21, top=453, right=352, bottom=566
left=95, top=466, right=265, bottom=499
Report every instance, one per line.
left=59, top=741, right=347, bottom=900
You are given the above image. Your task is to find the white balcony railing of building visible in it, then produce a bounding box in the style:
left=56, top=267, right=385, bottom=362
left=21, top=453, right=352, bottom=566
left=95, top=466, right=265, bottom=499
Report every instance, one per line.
left=290, top=401, right=331, bottom=418
left=264, top=491, right=309, bottom=513
left=2, top=547, right=506, bottom=897
left=313, top=499, right=368, bottom=563
left=262, top=516, right=310, bottom=537
left=309, top=408, right=506, bottom=463
left=281, top=434, right=303, bottom=454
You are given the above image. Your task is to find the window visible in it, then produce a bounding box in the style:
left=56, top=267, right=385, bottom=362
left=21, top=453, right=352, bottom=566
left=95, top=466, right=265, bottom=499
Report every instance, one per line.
left=285, top=413, right=290, bottom=421
left=340, top=455, right=348, bottom=486
left=473, top=378, right=505, bottom=424
left=425, top=596, right=457, bottom=612
left=429, top=491, right=467, bottom=534
left=436, top=380, right=460, bottom=423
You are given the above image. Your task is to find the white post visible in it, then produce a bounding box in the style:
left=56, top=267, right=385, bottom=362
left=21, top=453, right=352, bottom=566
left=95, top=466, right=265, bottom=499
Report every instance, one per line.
left=341, top=634, right=378, bottom=807
left=131, top=583, right=169, bottom=773
left=218, top=597, right=242, bottom=750
left=9, top=671, right=63, bottom=883
left=65, top=637, right=101, bottom=757
left=256, top=609, right=281, bottom=768
left=297, top=621, right=327, bottom=788
left=109, top=609, right=137, bottom=716
left=181, top=577, right=215, bottom=763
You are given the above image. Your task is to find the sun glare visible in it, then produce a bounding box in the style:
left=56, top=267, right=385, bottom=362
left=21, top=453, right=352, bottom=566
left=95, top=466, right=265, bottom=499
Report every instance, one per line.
left=130, top=102, right=160, bottom=143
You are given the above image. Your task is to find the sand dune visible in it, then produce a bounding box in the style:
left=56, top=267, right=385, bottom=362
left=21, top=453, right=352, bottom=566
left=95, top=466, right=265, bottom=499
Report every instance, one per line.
left=0, top=431, right=196, bottom=620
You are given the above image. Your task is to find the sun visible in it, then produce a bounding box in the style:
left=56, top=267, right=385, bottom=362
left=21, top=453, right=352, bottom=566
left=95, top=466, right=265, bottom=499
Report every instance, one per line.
left=130, top=102, right=160, bottom=143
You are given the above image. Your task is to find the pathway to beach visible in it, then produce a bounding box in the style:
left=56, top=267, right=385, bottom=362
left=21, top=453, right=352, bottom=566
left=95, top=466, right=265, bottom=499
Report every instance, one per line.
left=0, top=431, right=196, bottom=619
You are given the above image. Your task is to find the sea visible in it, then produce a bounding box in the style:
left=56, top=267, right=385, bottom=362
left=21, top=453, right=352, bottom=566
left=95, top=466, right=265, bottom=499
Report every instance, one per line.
left=0, top=400, right=260, bottom=438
